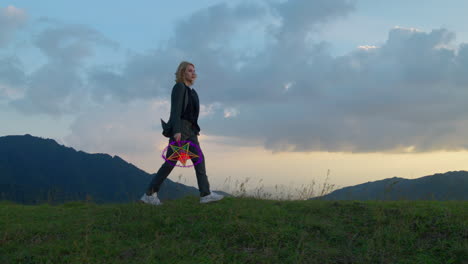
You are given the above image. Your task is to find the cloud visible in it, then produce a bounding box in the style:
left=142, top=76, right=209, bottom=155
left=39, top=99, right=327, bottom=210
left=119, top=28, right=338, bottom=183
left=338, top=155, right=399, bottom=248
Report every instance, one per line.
left=61, top=96, right=262, bottom=178
left=34, top=24, right=116, bottom=65
left=270, top=0, right=355, bottom=43
left=223, top=107, right=240, bottom=118
left=9, top=23, right=117, bottom=116
left=9, top=63, right=88, bottom=115
left=0, top=5, right=27, bottom=47
left=4, top=0, right=468, bottom=154
left=0, top=56, right=26, bottom=101
left=88, top=51, right=175, bottom=103
left=63, top=98, right=169, bottom=157
left=85, top=0, right=468, bottom=153
left=87, top=0, right=355, bottom=103
left=200, top=26, right=468, bottom=154
left=88, top=0, right=274, bottom=103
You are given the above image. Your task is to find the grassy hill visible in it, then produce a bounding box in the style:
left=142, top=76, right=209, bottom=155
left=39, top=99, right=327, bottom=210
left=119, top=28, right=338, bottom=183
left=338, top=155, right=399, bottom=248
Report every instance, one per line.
left=1, top=197, right=466, bottom=263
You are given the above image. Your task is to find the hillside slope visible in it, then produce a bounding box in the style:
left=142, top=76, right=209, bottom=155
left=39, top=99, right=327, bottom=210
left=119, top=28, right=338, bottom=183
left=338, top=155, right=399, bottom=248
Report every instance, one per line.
left=311, top=170, right=468, bottom=201
left=1, top=198, right=466, bottom=263
left=0, top=134, right=199, bottom=204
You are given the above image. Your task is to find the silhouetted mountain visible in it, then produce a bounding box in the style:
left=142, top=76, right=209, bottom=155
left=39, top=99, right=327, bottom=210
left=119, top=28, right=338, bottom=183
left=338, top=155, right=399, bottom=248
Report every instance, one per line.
left=311, top=171, right=468, bottom=201
left=0, top=134, right=201, bottom=204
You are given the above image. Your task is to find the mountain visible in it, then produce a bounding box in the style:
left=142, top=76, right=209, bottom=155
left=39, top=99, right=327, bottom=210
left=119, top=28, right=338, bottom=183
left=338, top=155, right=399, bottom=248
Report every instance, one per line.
left=311, top=171, right=468, bottom=201
left=0, top=134, right=201, bottom=204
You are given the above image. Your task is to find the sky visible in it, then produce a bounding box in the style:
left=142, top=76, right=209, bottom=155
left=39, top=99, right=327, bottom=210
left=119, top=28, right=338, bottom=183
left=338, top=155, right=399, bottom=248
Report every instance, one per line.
left=1, top=0, right=468, bottom=198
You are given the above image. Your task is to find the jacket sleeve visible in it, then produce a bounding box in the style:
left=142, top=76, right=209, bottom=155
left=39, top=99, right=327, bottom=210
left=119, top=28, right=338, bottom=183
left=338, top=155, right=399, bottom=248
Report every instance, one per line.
left=170, top=82, right=185, bottom=134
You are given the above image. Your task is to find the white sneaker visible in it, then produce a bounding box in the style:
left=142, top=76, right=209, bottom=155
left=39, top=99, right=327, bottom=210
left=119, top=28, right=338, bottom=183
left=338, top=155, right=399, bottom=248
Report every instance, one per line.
left=140, top=193, right=162, bottom=206
left=200, top=192, right=224, bottom=204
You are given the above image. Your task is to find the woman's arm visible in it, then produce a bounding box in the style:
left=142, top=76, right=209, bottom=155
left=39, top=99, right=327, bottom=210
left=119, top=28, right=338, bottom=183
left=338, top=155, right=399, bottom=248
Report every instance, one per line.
left=170, top=82, right=185, bottom=136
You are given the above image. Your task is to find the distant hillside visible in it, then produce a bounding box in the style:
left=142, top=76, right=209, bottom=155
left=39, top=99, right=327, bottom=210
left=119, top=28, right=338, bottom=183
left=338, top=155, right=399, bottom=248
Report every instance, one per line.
left=0, top=134, right=200, bottom=204
left=311, top=171, right=468, bottom=201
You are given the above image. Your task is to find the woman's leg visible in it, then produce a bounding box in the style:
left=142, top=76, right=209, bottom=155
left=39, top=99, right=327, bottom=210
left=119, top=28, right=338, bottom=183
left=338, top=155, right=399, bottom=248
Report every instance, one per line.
left=145, top=136, right=177, bottom=195
left=188, top=134, right=211, bottom=197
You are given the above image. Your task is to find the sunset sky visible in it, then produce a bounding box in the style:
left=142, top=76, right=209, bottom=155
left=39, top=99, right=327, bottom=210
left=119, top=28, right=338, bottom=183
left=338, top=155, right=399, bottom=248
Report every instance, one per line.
left=1, top=0, right=468, bottom=197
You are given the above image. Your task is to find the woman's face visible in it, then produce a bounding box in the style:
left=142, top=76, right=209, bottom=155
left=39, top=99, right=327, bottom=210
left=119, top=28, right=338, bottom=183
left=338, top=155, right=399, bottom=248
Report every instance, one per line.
left=184, top=64, right=197, bottom=84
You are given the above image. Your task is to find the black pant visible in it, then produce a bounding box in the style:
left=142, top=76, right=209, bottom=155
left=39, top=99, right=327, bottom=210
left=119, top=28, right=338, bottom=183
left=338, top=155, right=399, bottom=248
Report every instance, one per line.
left=146, top=133, right=211, bottom=197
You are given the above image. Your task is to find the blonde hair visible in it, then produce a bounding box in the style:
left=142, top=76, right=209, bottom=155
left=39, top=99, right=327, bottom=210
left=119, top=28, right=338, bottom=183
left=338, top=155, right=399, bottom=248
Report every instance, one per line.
left=175, top=61, right=195, bottom=83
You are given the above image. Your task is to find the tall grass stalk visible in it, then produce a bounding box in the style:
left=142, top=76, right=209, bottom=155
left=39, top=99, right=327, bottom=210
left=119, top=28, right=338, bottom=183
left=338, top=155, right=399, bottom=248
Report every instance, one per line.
left=177, top=169, right=338, bottom=200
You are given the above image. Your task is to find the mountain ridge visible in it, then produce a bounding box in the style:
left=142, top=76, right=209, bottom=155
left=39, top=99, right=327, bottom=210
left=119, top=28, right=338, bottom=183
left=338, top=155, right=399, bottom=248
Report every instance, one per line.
left=1, top=134, right=466, bottom=203
left=310, top=170, right=468, bottom=201
left=0, top=134, right=200, bottom=204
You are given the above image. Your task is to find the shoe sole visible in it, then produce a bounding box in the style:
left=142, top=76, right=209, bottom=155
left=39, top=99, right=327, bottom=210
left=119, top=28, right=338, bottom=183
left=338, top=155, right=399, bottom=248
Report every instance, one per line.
left=200, top=197, right=224, bottom=204
left=139, top=199, right=162, bottom=206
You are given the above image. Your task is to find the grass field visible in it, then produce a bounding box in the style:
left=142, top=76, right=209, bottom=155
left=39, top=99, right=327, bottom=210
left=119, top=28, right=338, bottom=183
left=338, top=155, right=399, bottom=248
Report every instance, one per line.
left=1, top=197, right=467, bottom=264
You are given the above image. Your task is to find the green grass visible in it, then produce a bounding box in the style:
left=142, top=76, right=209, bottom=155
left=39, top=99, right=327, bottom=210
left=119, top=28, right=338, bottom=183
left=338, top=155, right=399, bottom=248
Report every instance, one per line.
left=0, top=197, right=466, bottom=264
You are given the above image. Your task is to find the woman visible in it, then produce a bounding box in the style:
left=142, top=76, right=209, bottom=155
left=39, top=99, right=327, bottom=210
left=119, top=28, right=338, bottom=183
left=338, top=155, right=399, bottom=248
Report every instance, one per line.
left=141, top=61, right=224, bottom=205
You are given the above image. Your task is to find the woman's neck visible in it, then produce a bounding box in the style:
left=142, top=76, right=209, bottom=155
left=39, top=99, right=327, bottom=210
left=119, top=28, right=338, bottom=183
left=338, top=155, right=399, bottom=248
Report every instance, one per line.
left=183, top=80, right=192, bottom=87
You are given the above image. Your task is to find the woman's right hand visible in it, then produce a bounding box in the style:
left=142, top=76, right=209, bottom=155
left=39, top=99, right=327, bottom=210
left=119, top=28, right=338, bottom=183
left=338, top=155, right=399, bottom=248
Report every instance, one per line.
left=174, top=132, right=181, bottom=142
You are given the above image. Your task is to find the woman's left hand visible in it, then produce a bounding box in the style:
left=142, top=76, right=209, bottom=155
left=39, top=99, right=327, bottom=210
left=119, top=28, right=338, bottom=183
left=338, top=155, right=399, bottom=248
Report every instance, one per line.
left=174, top=132, right=181, bottom=142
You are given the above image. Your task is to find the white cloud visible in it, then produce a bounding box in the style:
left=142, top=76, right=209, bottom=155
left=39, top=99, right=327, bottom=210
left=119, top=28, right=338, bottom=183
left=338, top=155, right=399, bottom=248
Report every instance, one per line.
left=283, top=82, right=294, bottom=91
left=200, top=102, right=223, bottom=118
left=357, top=45, right=377, bottom=50
left=393, top=25, right=422, bottom=32
left=223, top=107, right=239, bottom=118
